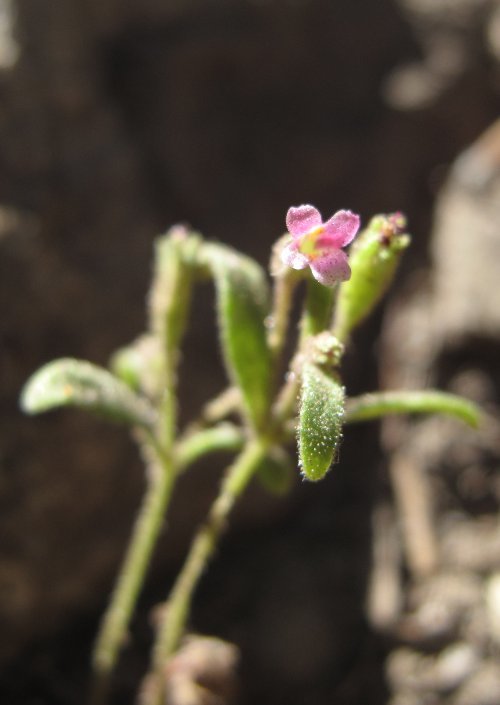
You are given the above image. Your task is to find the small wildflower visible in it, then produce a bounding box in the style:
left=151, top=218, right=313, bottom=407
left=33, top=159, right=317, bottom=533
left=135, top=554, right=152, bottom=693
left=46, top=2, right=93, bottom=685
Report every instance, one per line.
left=282, top=204, right=360, bottom=286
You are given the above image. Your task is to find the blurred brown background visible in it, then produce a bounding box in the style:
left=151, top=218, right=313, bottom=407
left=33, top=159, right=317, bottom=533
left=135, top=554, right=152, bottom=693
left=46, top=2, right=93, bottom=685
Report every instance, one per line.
left=1, top=1, right=500, bottom=703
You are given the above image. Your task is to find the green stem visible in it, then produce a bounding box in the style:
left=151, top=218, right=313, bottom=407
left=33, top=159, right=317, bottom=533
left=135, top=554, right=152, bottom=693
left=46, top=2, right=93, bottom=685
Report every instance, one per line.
left=271, top=361, right=301, bottom=428
left=272, top=279, right=337, bottom=427
left=175, top=423, right=245, bottom=472
left=158, top=356, right=177, bottom=449
left=91, top=452, right=176, bottom=680
left=267, top=271, right=297, bottom=364
left=200, top=387, right=241, bottom=425
left=90, top=356, right=180, bottom=702
left=150, top=438, right=268, bottom=693
left=300, top=278, right=336, bottom=341
left=90, top=231, right=199, bottom=704
left=344, top=390, right=480, bottom=428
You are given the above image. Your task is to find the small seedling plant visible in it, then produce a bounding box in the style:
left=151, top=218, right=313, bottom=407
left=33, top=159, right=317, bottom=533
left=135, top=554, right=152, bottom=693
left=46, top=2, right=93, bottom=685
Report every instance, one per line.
left=21, top=205, right=480, bottom=704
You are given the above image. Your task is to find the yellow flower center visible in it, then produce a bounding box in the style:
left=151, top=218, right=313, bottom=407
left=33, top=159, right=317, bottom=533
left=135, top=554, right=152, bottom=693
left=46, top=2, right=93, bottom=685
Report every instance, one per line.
left=298, top=225, right=324, bottom=259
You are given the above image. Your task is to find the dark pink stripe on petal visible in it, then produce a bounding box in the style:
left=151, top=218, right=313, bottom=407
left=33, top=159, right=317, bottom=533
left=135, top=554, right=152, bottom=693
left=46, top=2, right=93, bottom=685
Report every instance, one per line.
left=286, top=205, right=322, bottom=237
left=323, top=210, right=360, bottom=247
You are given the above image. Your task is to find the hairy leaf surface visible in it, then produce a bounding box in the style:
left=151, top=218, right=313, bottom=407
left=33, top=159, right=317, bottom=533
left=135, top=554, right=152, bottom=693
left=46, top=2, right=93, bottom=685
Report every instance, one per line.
left=299, top=362, right=344, bottom=481
left=21, top=358, right=156, bottom=429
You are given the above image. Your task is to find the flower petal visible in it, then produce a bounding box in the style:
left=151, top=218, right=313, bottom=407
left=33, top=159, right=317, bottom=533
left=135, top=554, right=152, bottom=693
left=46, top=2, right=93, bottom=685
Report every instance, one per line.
left=310, top=250, right=351, bottom=286
left=281, top=240, right=309, bottom=270
left=322, top=210, right=360, bottom=248
left=286, top=205, right=322, bottom=237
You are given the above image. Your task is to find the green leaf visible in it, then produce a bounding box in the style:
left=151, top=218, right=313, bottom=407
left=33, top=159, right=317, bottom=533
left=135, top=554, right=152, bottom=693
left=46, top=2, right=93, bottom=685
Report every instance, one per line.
left=110, top=335, right=164, bottom=400
left=256, top=446, right=294, bottom=495
left=200, top=243, right=272, bottom=430
left=148, top=227, right=201, bottom=359
left=175, top=423, right=244, bottom=471
left=345, top=390, right=481, bottom=428
left=333, top=214, right=410, bottom=343
left=20, top=358, right=156, bottom=429
left=298, top=362, right=345, bottom=482
left=148, top=227, right=202, bottom=446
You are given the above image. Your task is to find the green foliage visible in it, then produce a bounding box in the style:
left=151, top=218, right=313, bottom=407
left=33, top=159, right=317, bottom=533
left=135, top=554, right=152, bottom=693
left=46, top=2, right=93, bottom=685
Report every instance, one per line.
left=148, top=227, right=202, bottom=446
left=20, top=358, right=156, bottom=429
left=148, top=227, right=201, bottom=360
left=345, top=390, right=481, bottom=428
left=256, top=445, right=294, bottom=495
left=300, top=277, right=336, bottom=339
left=333, top=214, right=410, bottom=342
left=175, top=423, right=244, bottom=471
left=199, top=242, right=273, bottom=431
left=110, top=335, right=163, bottom=399
left=19, top=207, right=484, bottom=703
left=298, top=362, right=345, bottom=482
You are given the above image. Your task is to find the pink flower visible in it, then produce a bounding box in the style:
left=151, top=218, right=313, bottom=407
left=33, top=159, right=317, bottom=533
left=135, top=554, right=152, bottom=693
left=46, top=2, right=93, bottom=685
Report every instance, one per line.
left=282, top=204, right=360, bottom=286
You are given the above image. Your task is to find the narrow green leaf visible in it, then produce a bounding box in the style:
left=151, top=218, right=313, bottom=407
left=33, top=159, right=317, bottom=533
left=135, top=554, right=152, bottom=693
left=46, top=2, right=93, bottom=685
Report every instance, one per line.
left=148, top=226, right=201, bottom=446
left=110, top=344, right=142, bottom=392
left=256, top=446, right=294, bottom=495
left=333, top=214, right=410, bottom=343
left=298, top=363, right=345, bottom=482
left=148, top=227, right=201, bottom=358
left=110, top=335, right=164, bottom=400
left=175, top=423, right=244, bottom=471
left=200, top=243, right=272, bottom=430
left=345, top=390, right=481, bottom=428
left=20, top=358, right=156, bottom=429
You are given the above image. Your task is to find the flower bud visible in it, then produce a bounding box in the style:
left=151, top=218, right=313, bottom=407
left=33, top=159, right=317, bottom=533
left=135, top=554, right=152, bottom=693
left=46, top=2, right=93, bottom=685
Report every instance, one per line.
left=332, top=213, right=410, bottom=342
